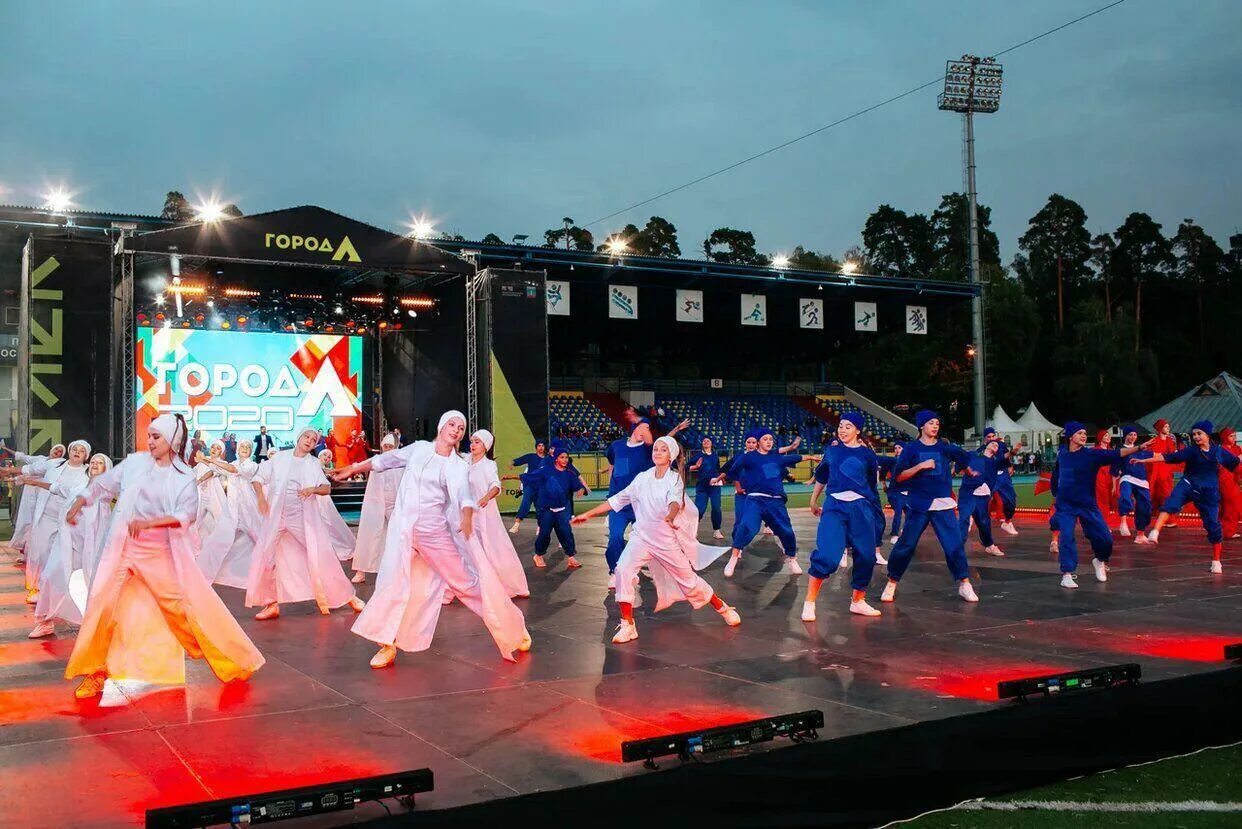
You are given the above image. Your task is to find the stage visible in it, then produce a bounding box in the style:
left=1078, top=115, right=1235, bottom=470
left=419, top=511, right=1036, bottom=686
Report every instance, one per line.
left=1, top=511, right=1240, bottom=828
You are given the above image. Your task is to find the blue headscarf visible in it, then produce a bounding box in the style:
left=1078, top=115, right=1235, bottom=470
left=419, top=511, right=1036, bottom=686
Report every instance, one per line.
left=1122, top=423, right=1141, bottom=439
left=915, top=410, right=939, bottom=430
left=1192, top=420, right=1213, bottom=436
left=982, top=425, right=997, bottom=438
left=1064, top=420, right=1085, bottom=438
left=839, top=411, right=866, bottom=431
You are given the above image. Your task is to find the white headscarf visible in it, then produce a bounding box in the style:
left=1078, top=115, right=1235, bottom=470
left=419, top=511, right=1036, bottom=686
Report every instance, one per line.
left=50, top=443, right=67, bottom=458
left=150, top=413, right=190, bottom=466
left=67, top=439, right=91, bottom=460
left=88, top=453, right=113, bottom=475
left=656, top=435, right=680, bottom=462
left=238, top=439, right=253, bottom=456
left=210, top=440, right=225, bottom=455
left=295, top=427, right=320, bottom=451
left=318, top=449, right=333, bottom=462
left=380, top=434, right=396, bottom=449
left=438, top=410, right=466, bottom=432
left=471, top=429, right=494, bottom=451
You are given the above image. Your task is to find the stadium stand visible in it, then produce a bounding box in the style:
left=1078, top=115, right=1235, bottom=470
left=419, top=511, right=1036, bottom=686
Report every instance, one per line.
left=549, top=393, right=625, bottom=452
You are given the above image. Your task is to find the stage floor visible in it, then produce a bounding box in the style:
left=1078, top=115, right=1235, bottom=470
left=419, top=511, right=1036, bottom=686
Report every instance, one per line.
left=2, top=512, right=1240, bottom=828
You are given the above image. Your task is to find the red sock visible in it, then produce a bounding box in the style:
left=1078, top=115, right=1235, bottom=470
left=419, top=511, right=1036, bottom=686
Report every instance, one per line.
left=1213, top=543, right=1222, bottom=562
left=618, top=601, right=634, bottom=622
left=851, top=589, right=865, bottom=602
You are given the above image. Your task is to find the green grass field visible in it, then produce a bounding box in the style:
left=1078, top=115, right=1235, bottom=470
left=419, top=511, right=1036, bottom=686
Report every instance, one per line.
left=900, top=743, right=1242, bottom=827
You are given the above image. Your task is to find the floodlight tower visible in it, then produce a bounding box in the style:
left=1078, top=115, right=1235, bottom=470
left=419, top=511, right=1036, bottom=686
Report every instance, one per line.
left=939, top=54, right=1003, bottom=439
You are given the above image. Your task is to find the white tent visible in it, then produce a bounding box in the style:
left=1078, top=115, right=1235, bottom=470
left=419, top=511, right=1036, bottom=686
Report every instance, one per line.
left=989, top=405, right=1025, bottom=442
left=1016, top=402, right=1062, bottom=448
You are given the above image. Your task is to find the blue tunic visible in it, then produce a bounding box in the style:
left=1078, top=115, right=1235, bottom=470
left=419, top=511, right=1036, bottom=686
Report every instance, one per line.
left=605, top=439, right=653, bottom=496
left=525, top=465, right=582, bottom=511
left=1160, top=445, right=1239, bottom=492
left=892, top=439, right=972, bottom=511
left=813, top=443, right=880, bottom=502
left=1054, top=446, right=1121, bottom=510
left=729, top=451, right=802, bottom=499
left=690, top=451, right=722, bottom=491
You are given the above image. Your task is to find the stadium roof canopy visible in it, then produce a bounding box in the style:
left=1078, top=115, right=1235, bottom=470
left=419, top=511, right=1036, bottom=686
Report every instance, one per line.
left=1139, top=372, right=1242, bottom=434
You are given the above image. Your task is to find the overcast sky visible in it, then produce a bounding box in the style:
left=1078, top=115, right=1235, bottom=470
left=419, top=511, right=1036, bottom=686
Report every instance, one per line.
left=2, top=0, right=1238, bottom=262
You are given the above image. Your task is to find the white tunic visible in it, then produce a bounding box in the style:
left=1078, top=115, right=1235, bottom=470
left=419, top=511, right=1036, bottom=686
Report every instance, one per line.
left=465, top=455, right=529, bottom=598
left=351, top=464, right=403, bottom=574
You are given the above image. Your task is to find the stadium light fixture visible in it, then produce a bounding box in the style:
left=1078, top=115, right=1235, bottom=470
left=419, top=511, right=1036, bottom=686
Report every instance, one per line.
left=772, top=255, right=790, bottom=269
left=938, top=53, right=1004, bottom=440
left=605, top=236, right=628, bottom=256
left=840, top=260, right=858, bottom=275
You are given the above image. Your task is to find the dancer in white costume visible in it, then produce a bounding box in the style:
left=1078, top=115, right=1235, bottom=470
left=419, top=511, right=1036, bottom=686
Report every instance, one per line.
left=245, top=428, right=364, bottom=620
left=464, top=430, right=529, bottom=599
left=29, top=453, right=114, bottom=638
left=573, top=436, right=740, bottom=644
left=194, top=441, right=234, bottom=537
left=332, top=411, right=530, bottom=668
left=17, top=441, right=91, bottom=605
left=0, top=443, right=67, bottom=562
left=197, top=440, right=261, bottom=589
left=351, top=434, right=401, bottom=583
left=63, top=414, right=264, bottom=700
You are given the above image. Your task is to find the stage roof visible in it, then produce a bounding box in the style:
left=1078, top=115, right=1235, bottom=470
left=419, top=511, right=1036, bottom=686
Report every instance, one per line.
left=434, top=238, right=980, bottom=298
left=125, top=205, right=473, bottom=275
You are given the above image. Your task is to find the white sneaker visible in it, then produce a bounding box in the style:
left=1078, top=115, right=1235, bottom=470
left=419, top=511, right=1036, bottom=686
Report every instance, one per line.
left=850, top=599, right=881, bottom=617
left=1147, top=530, right=1160, bottom=544
left=784, top=557, right=803, bottom=575
left=611, top=620, right=639, bottom=644
left=1001, top=521, right=1018, bottom=536
left=800, top=600, right=816, bottom=622
left=713, top=530, right=725, bottom=540
left=762, top=527, right=774, bottom=536
left=27, top=620, right=55, bottom=639
left=1118, top=522, right=1131, bottom=537
left=983, top=544, right=1005, bottom=557
left=881, top=580, right=898, bottom=603
left=875, top=551, right=888, bottom=566
left=1210, top=560, right=1224, bottom=575
left=839, top=552, right=851, bottom=569
left=723, top=552, right=741, bottom=578
left=509, top=521, right=521, bottom=535
left=718, top=605, right=741, bottom=626
left=1091, top=557, right=1109, bottom=583
left=1050, top=540, right=1060, bottom=554
left=608, top=573, right=616, bottom=590
left=958, top=581, right=979, bottom=603
left=1133, top=534, right=1150, bottom=545
left=889, top=535, right=899, bottom=545
left=1061, top=573, right=1079, bottom=590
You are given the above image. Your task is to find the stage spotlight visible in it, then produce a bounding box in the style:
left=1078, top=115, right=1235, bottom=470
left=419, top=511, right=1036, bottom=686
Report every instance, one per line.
left=206, top=299, right=215, bottom=308
left=155, top=312, right=165, bottom=321
left=334, top=304, right=343, bottom=315
left=772, top=255, right=790, bottom=269
left=154, top=294, right=166, bottom=306
left=407, top=216, right=435, bottom=239
left=407, top=309, right=417, bottom=318
left=181, top=321, right=191, bottom=328
left=378, top=321, right=388, bottom=330
left=42, top=187, right=73, bottom=213
left=997, top=663, right=1140, bottom=702
left=194, top=314, right=205, bottom=323
left=237, top=315, right=247, bottom=324
left=622, top=711, right=824, bottom=768
left=194, top=200, right=227, bottom=223
left=304, top=318, right=314, bottom=327
left=221, top=322, right=231, bottom=330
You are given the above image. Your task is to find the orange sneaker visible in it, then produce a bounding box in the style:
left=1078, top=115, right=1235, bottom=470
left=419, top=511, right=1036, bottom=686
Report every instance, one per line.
left=254, top=603, right=280, bottom=620
left=74, top=672, right=107, bottom=700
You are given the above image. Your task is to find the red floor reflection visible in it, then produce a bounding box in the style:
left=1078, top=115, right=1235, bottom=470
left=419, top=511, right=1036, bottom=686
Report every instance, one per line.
left=994, top=623, right=1241, bottom=664
left=552, top=703, right=771, bottom=762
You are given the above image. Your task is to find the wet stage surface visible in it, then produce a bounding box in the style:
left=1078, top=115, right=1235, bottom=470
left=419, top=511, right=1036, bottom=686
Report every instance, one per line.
left=1, top=512, right=1239, bottom=827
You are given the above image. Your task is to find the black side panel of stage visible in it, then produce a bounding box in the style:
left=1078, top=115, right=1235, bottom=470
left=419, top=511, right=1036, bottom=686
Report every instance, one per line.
left=487, top=269, right=548, bottom=440
left=27, top=238, right=113, bottom=454
left=375, top=666, right=1242, bottom=829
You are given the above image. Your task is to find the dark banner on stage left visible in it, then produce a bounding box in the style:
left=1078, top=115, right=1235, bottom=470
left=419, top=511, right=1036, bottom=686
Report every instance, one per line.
left=24, top=239, right=112, bottom=454
left=484, top=269, right=548, bottom=511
